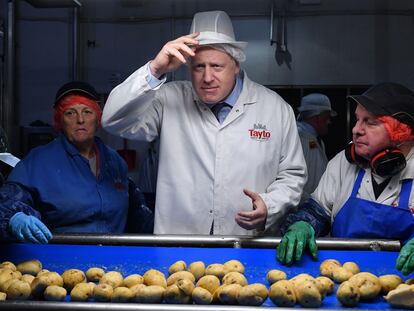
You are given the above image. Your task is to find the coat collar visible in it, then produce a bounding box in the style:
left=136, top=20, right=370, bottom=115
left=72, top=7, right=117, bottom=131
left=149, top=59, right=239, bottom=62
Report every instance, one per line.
left=60, top=135, right=102, bottom=158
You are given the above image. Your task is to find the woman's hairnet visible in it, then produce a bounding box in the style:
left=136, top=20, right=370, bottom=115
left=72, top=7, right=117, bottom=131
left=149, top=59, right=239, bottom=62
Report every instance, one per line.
left=53, top=94, right=102, bottom=131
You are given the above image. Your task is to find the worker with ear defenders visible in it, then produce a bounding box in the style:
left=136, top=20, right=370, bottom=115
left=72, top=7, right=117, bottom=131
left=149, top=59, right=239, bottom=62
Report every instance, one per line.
left=277, top=82, right=414, bottom=275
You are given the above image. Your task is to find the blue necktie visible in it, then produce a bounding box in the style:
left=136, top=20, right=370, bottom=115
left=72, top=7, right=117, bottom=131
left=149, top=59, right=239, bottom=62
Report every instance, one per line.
left=211, top=102, right=231, bottom=123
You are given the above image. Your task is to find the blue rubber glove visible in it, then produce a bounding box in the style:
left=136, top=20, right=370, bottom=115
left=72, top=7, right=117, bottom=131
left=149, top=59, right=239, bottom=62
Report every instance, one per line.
left=8, top=212, right=52, bottom=244
left=277, top=221, right=318, bottom=266
left=396, top=238, right=414, bottom=275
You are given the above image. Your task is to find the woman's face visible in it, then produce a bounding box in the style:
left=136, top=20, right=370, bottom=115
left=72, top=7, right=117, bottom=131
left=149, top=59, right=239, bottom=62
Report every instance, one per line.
left=352, top=104, right=392, bottom=159
left=61, top=103, right=98, bottom=148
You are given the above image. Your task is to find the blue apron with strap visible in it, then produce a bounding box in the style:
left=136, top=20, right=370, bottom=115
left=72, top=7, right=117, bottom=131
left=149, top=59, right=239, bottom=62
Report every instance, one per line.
left=332, top=169, right=414, bottom=243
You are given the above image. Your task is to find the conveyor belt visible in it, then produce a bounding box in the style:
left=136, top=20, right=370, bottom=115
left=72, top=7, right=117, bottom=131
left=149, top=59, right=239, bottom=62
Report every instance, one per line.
left=0, top=236, right=410, bottom=310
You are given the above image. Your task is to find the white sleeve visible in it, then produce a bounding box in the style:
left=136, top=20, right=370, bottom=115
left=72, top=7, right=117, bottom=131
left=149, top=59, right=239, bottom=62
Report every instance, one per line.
left=101, top=62, right=167, bottom=142
left=311, top=151, right=358, bottom=219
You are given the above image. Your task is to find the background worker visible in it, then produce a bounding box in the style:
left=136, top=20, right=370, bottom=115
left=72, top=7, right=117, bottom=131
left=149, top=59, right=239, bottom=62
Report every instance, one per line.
left=277, top=82, right=414, bottom=275
left=0, top=81, right=153, bottom=244
left=102, top=11, right=306, bottom=235
left=296, top=93, right=336, bottom=202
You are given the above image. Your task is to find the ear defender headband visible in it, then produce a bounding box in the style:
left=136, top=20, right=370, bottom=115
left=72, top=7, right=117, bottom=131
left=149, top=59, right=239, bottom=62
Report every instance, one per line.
left=345, top=143, right=406, bottom=178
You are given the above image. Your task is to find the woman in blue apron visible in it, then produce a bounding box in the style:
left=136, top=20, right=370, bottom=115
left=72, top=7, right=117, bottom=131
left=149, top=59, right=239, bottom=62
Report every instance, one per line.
left=276, top=82, right=414, bottom=275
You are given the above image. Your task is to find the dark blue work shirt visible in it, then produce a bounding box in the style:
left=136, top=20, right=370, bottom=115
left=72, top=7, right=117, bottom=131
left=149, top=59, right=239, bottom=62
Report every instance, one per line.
left=0, top=135, right=129, bottom=236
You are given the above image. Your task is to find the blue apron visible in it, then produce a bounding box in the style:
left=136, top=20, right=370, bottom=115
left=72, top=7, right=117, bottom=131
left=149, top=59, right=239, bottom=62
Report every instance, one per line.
left=332, top=169, right=414, bottom=243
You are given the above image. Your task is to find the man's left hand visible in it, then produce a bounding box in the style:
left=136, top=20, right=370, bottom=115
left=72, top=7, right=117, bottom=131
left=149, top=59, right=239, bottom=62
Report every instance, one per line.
left=396, top=237, right=414, bottom=275
left=235, top=189, right=267, bottom=230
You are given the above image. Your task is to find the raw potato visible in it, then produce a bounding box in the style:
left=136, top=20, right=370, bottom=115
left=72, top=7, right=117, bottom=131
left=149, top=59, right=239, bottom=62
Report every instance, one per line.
left=332, top=266, right=354, bottom=283
left=93, top=283, right=114, bottom=302
left=100, top=271, right=123, bottom=288
left=6, top=279, right=31, bottom=300
left=164, top=283, right=192, bottom=304
left=31, top=275, right=53, bottom=297
left=269, top=280, right=296, bottom=307
left=2, top=278, right=19, bottom=293
left=86, top=267, right=105, bottom=282
left=379, top=274, right=403, bottom=294
left=0, top=261, right=16, bottom=271
left=196, top=275, right=220, bottom=294
left=267, top=269, right=287, bottom=285
left=0, top=269, right=18, bottom=292
left=315, top=276, right=335, bottom=296
left=223, top=260, right=245, bottom=274
left=205, top=263, right=226, bottom=280
left=168, top=260, right=187, bottom=275
left=44, top=285, right=67, bottom=301
left=348, top=272, right=381, bottom=301
left=13, top=270, right=22, bottom=279
left=290, top=273, right=317, bottom=292
left=123, top=274, right=144, bottom=288
left=70, top=282, right=94, bottom=301
left=294, top=280, right=322, bottom=308
left=343, top=261, right=360, bottom=275
left=143, top=269, right=167, bottom=288
left=16, top=259, right=42, bottom=276
left=218, top=284, right=242, bottom=304
left=177, top=278, right=195, bottom=296
left=167, top=271, right=195, bottom=286
left=385, top=284, right=414, bottom=309
left=0, top=292, right=6, bottom=300
left=192, top=286, right=213, bottom=304
left=129, top=283, right=145, bottom=297
left=319, top=259, right=341, bottom=278
left=37, top=269, right=50, bottom=276
left=111, top=286, right=133, bottom=302
left=237, top=283, right=268, bottom=306
left=45, top=272, right=64, bottom=287
left=291, top=273, right=314, bottom=284
left=188, top=261, right=205, bottom=281
left=132, top=285, right=165, bottom=303
left=222, top=271, right=248, bottom=286
left=61, top=269, right=86, bottom=291
left=21, top=274, right=35, bottom=285
left=336, top=281, right=360, bottom=307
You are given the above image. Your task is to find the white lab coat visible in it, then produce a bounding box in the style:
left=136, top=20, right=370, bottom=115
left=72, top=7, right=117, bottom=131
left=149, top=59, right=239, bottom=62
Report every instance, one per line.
left=312, top=147, right=414, bottom=222
left=297, top=121, right=328, bottom=203
left=102, top=63, right=307, bottom=235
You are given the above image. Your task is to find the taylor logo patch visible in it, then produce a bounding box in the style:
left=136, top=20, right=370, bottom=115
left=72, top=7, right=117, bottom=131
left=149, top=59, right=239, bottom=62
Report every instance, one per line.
left=248, top=123, right=271, bottom=141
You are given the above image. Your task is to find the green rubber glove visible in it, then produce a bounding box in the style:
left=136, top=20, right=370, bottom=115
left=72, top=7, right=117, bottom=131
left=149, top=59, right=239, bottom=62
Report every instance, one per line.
left=276, top=221, right=318, bottom=266
left=396, top=238, right=414, bottom=275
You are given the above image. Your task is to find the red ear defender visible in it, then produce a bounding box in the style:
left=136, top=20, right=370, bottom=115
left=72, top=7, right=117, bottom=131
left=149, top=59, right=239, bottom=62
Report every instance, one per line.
left=344, top=142, right=368, bottom=167
left=369, top=148, right=406, bottom=177
left=344, top=143, right=406, bottom=177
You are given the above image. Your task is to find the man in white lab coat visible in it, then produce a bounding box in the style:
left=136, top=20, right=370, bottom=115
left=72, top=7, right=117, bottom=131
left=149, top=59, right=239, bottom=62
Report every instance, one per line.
left=102, top=11, right=306, bottom=235
left=296, top=93, right=336, bottom=203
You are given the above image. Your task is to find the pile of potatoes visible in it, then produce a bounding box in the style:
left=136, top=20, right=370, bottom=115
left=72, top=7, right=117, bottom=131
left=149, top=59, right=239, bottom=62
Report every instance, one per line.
left=268, top=270, right=335, bottom=308
left=160, top=259, right=268, bottom=306
left=318, top=259, right=404, bottom=307
left=0, top=258, right=269, bottom=306
left=1, top=257, right=411, bottom=308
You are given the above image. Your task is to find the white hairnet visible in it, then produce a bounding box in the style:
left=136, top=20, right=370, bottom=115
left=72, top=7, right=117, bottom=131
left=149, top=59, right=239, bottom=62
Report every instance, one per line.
left=202, top=44, right=246, bottom=63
